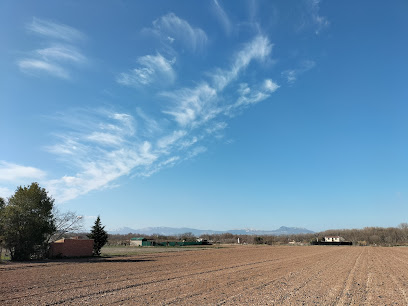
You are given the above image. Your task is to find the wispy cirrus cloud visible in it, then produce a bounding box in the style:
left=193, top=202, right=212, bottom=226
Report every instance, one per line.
left=164, top=35, right=275, bottom=128
left=36, top=45, right=85, bottom=63
left=28, top=17, right=85, bottom=42
left=297, top=0, right=329, bottom=35
left=308, top=0, right=329, bottom=35
left=135, top=108, right=162, bottom=137
left=212, top=0, right=233, bottom=36
left=44, top=35, right=279, bottom=203
left=117, top=53, right=175, bottom=87
left=47, top=111, right=135, bottom=155
left=46, top=143, right=157, bottom=202
left=282, top=60, right=315, bottom=84
left=211, top=35, right=272, bottom=91
left=44, top=106, right=202, bottom=202
left=233, top=79, right=279, bottom=108
left=44, top=111, right=157, bottom=202
left=144, top=13, right=208, bottom=53
left=18, top=18, right=86, bottom=79
left=18, top=59, right=69, bottom=79
left=162, top=83, right=218, bottom=127
left=157, top=130, right=187, bottom=150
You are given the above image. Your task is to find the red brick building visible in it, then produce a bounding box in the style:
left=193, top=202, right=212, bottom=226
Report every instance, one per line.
left=49, top=237, right=94, bottom=258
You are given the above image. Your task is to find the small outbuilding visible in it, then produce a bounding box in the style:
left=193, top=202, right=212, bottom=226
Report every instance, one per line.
left=49, top=237, right=94, bottom=258
left=130, top=237, right=153, bottom=246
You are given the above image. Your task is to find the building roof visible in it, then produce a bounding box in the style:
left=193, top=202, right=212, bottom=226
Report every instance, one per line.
left=53, top=237, right=94, bottom=243
left=131, top=237, right=146, bottom=240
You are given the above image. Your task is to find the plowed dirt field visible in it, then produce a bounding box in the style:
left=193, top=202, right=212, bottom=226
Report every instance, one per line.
left=1, top=245, right=408, bottom=305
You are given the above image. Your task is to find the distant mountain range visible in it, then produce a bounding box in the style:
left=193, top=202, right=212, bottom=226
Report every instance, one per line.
left=108, top=226, right=314, bottom=236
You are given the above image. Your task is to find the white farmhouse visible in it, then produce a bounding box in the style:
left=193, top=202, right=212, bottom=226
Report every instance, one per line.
left=324, top=236, right=344, bottom=242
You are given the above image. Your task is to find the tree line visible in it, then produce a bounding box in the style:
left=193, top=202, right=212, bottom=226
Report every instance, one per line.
left=0, top=183, right=108, bottom=261
left=3, top=183, right=408, bottom=261
left=106, top=226, right=408, bottom=247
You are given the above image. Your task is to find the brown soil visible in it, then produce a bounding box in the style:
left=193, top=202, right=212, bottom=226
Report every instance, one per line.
left=1, top=245, right=408, bottom=305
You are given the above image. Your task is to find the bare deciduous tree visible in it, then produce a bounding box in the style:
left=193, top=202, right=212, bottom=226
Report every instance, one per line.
left=48, top=208, right=84, bottom=242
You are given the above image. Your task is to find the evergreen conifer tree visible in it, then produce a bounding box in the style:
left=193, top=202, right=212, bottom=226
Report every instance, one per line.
left=88, top=216, right=108, bottom=256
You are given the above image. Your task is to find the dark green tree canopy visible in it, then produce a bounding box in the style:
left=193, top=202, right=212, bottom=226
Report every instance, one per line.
left=88, top=216, right=108, bottom=256
left=1, top=183, right=56, bottom=260
left=0, top=197, right=5, bottom=253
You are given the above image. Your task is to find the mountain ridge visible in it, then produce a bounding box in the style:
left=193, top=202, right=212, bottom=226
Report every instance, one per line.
left=108, top=226, right=314, bottom=236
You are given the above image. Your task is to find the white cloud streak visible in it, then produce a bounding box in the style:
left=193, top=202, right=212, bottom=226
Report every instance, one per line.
left=157, top=130, right=187, bottom=150
left=164, top=35, right=275, bottom=128
left=162, top=83, right=218, bottom=127
left=297, top=0, right=329, bottom=35
left=18, top=59, right=69, bottom=79
left=44, top=109, right=162, bottom=202
left=18, top=18, right=86, bottom=79
left=36, top=45, right=85, bottom=63
left=263, top=79, right=280, bottom=92
left=309, top=0, right=329, bottom=34
left=135, top=108, right=161, bottom=136
left=46, top=144, right=157, bottom=202
left=147, top=13, right=208, bottom=53
left=117, top=53, right=175, bottom=87
left=28, top=17, right=85, bottom=42
left=211, top=35, right=273, bottom=91
left=282, top=60, right=315, bottom=84
left=86, top=132, right=124, bottom=146
left=212, top=0, right=233, bottom=35
left=0, top=161, right=46, bottom=182
left=248, top=80, right=278, bottom=102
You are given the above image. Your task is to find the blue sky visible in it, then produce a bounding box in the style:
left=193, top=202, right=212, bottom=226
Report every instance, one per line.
left=1, top=1, right=407, bottom=232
